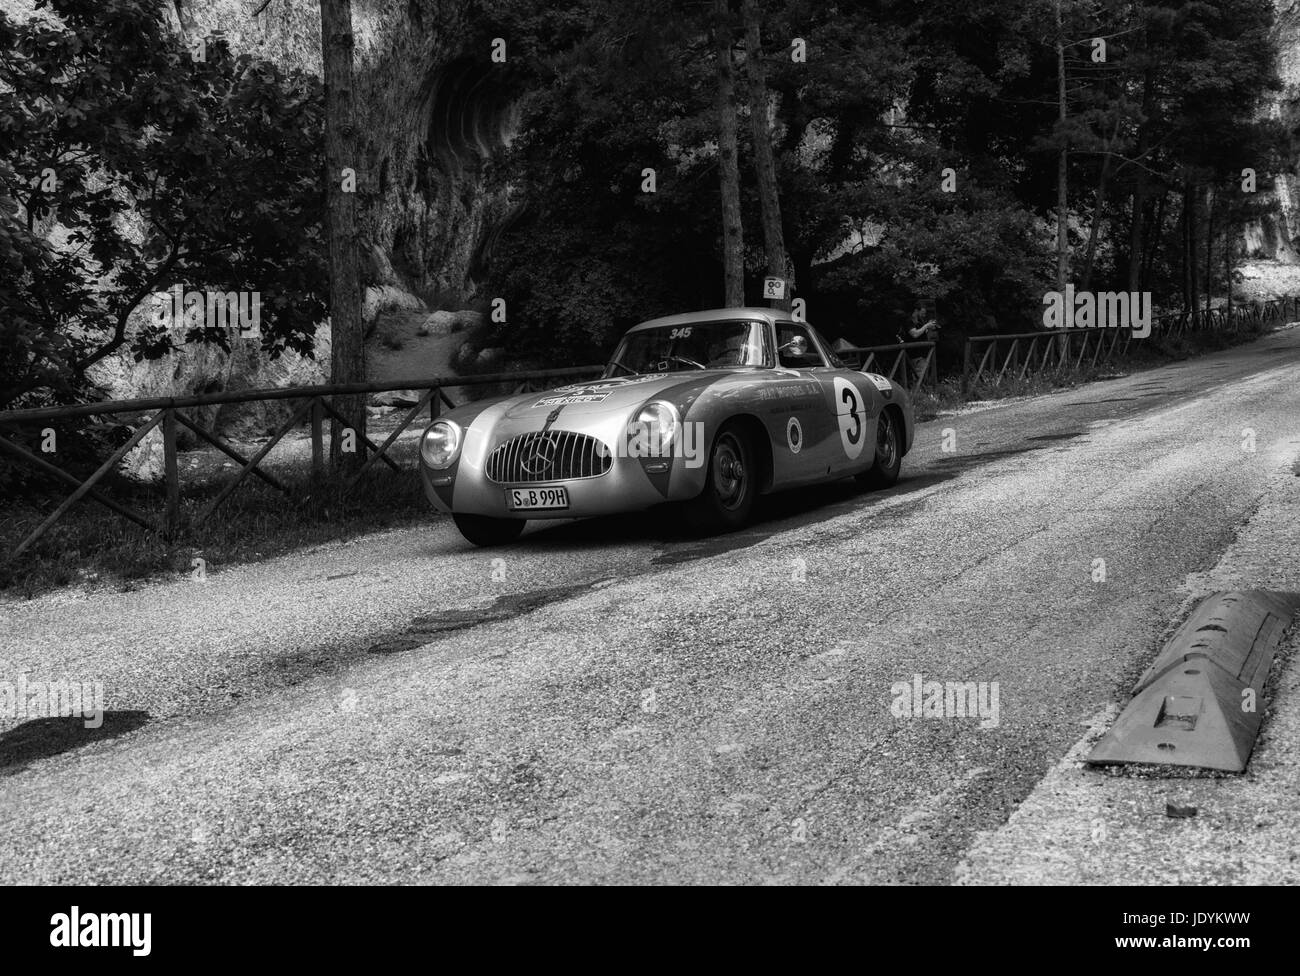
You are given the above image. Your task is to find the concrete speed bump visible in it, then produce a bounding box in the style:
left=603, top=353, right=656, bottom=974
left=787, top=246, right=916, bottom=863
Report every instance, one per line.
left=1088, top=591, right=1300, bottom=772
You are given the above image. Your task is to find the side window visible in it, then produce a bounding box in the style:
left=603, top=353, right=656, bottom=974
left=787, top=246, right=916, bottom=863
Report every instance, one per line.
left=814, top=328, right=846, bottom=368
left=776, top=324, right=827, bottom=369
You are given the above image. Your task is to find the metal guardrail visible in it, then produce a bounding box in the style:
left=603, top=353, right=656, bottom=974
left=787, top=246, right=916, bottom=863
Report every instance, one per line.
left=0, top=366, right=603, bottom=558
left=834, top=341, right=936, bottom=393
left=961, top=297, right=1297, bottom=394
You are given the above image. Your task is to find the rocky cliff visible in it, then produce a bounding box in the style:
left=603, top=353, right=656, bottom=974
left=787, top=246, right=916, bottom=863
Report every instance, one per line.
left=3, top=0, right=520, bottom=475
left=1242, top=1, right=1300, bottom=260
left=166, top=0, right=517, bottom=304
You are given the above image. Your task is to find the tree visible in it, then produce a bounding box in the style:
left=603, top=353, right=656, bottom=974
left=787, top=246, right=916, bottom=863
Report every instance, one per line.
left=713, top=0, right=745, bottom=307
left=0, top=0, right=328, bottom=410
left=742, top=0, right=791, bottom=309
left=319, top=0, right=366, bottom=465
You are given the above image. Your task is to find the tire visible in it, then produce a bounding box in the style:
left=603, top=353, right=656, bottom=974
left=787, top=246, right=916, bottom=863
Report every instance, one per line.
left=453, top=514, right=526, bottom=547
left=856, top=408, right=902, bottom=489
left=684, top=423, right=757, bottom=533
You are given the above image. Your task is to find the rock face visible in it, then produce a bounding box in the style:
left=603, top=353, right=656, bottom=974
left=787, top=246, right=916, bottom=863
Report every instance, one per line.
left=89, top=321, right=332, bottom=482
left=1243, top=1, right=1300, bottom=260
left=3, top=0, right=517, bottom=482
left=160, top=0, right=519, bottom=306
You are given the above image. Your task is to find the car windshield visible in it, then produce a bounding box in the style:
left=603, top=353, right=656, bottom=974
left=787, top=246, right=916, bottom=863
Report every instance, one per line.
left=605, top=321, right=767, bottom=376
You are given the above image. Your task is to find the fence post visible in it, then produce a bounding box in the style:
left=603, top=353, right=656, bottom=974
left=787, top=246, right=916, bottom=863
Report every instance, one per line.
left=162, top=407, right=180, bottom=538
left=962, top=339, right=972, bottom=396
left=311, top=397, right=324, bottom=480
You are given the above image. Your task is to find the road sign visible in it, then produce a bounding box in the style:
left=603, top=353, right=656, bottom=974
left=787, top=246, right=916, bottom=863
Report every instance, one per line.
left=762, top=277, right=787, bottom=300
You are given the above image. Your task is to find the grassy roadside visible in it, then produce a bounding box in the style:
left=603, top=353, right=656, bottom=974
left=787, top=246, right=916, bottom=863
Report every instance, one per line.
left=0, top=468, right=431, bottom=600
left=0, top=319, right=1284, bottom=600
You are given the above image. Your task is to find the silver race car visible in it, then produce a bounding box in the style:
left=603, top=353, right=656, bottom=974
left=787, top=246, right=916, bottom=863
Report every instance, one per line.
left=419, top=307, right=915, bottom=546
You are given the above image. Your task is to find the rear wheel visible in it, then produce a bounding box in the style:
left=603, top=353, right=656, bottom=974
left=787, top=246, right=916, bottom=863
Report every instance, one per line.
left=684, top=424, right=757, bottom=533
left=453, top=514, right=526, bottom=547
left=856, top=408, right=902, bottom=489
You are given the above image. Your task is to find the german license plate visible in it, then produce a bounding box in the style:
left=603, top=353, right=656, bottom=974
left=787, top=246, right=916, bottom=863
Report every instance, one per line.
left=506, top=486, right=569, bottom=511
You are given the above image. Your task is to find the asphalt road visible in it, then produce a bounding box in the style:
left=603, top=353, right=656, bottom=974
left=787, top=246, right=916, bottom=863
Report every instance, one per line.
left=2, top=327, right=1299, bottom=884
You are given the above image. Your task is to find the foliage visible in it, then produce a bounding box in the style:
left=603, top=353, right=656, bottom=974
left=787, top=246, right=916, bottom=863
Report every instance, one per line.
left=479, top=0, right=1284, bottom=360
left=0, top=0, right=328, bottom=409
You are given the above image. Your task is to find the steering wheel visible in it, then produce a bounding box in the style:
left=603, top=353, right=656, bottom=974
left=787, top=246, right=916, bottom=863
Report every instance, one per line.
left=666, top=354, right=706, bottom=370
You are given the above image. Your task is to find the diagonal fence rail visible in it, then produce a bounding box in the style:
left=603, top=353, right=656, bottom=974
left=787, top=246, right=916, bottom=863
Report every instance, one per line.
left=961, top=297, right=1297, bottom=394
left=0, top=367, right=602, bottom=560
left=832, top=341, right=936, bottom=393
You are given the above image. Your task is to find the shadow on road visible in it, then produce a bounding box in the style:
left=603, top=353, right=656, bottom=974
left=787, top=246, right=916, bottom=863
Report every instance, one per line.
left=514, top=464, right=977, bottom=564
left=0, top=711, right=150, bottom=775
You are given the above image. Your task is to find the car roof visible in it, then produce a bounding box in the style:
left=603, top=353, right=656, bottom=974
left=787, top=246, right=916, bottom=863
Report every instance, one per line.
left=627, top=307, right=797, bottom=332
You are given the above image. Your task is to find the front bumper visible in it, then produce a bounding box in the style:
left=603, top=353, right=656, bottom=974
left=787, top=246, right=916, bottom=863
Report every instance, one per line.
left=421, top=411, right=707, bottom=519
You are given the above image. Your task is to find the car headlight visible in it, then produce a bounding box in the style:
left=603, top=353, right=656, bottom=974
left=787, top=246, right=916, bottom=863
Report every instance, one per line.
left=421, top=421, right=462, bottom=469
left=627, top=400, right=680, bottom=458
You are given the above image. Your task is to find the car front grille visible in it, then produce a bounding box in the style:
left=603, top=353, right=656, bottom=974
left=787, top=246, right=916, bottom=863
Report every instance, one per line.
left=486, top=430, right=613, bottom=484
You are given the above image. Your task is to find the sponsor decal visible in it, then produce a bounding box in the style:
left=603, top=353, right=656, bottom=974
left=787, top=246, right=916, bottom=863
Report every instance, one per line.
left=534, top=393, right=611, bottom=407
left=864, top=372, right=892, bottom=392
left=534, top=375, right=664, bottom=407
left=752, top=381, right=821, bottom=403
left=786, top=416, right=803, bottom=454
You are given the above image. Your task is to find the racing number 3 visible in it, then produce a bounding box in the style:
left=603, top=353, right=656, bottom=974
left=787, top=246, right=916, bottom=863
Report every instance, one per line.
left=841, top=386, right=861, bottom=445
left=833, top=376, right=866, bottom=460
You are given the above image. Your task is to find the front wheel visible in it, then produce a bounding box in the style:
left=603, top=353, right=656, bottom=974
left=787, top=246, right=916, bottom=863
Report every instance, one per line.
left=856, top=409, right=902, bottom=489
left=453, top=514, right=526, bottom=547
left=683, top=424, right=757, bottom=534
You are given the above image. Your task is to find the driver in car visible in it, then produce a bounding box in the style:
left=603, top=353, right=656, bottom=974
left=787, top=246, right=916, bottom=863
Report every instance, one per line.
left=706, top=330, right=755, bottom=368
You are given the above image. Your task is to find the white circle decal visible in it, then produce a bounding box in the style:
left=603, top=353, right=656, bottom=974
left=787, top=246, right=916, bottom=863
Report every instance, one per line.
left=833, top=377, right=866, bottom=460
left=786, top=416, right=803, bottom=454
left=864, top=372, right=893, bottom=392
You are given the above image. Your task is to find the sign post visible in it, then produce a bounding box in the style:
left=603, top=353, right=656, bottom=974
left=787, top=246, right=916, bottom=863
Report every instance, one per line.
left=762, top=276, right=788, bottom=307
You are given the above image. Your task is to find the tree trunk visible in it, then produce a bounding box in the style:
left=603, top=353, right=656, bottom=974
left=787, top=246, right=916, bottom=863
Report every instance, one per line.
left=742, top=0, right=790, bottom=310
left=1205, top=185, right=1214, bottom=318
left=1141, top=191, right=1165, bottom=288
left=1128, top=66, right=1154, bottom=293
left=1225, top=202, right=1233, bottom=314
left=1054, top=0, right=1069, bottom=297
left=320, top=0, right=366, bottom=466
left=1183, top=180, right=1196, bottom=318
left=1079, top=122, right=1120, bottom=293
left=713, top=0, right=745, bottom=307
left=1053, top=0, right=1068, bottom=355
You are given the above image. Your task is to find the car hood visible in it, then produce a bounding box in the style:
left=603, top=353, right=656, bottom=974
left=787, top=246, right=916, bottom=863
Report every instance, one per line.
left=500, top=372, right=723, bottom=421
